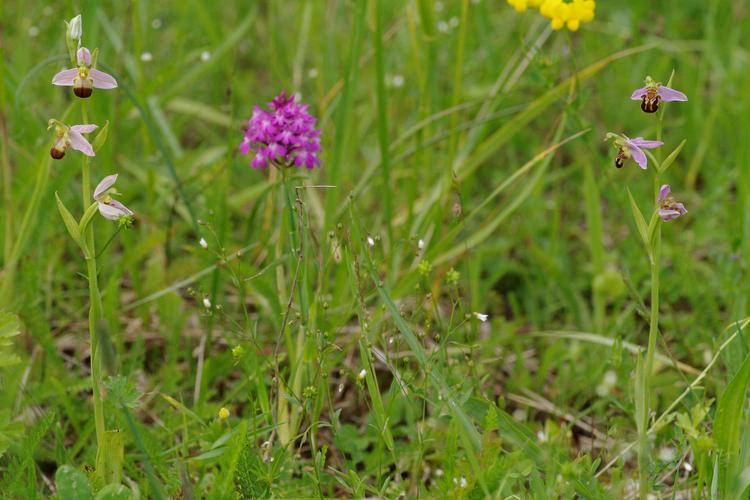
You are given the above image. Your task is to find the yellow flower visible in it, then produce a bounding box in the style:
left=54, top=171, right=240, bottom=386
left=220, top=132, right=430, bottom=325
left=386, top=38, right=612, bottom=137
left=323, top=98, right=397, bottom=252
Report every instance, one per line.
left=507, top=0, right=529, bottom=12
left=218, top=407, right=230, bottom=420
left=535, top=0, right=596, bottom=32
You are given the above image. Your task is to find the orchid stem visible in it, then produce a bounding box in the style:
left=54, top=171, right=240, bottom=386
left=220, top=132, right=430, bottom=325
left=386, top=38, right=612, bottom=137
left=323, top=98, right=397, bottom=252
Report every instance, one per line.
left=638, top=102, right=666, bottom=500
left=81, top=101, right=108, bottom=481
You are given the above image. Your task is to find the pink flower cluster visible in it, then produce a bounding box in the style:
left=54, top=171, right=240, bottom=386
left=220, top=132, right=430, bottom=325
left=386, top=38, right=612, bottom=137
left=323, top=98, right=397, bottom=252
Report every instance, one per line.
left=240, top=92, right=321, bottom=169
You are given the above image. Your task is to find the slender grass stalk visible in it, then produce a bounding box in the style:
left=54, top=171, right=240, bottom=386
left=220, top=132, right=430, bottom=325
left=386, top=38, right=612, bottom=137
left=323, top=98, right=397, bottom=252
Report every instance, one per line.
left=372, top=0, right=392, bottom=247
left=0, top=50, right=13, bottom=266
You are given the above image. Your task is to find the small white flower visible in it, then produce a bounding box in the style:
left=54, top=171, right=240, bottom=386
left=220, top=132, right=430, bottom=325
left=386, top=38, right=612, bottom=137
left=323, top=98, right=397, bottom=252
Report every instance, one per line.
left=435, top=1, right=444, bottom=12
left=140, top=52, right=153, bottom=62
left=473, top=312, right=488, bottom=322
left=151, top=18, right=162, bottom=29
left=418, top=239, right=425, bottom=249
left=203, top=297, right=211, bottom=309
left=537, top=430, right=547, bottom=442
left=200, top=51, right=211, bottom=62
left=658, top=446, right=676, bottom=462
left=199, top=237, right=208, bottom=249
left=437, top=21, right=449, bottom=33
left=391, top=75, right=405, bottom=88
left=459, top=476, right=468, bottom=488
left=357, top=369, right=367, bottom=381
left=435, top=469, right=444, bottom=477
left=308, top=68, right=319, bottom=79
left=367, top=236, right=375, bottom=247
left=683, top=462, right=693, bottom=472
left=28, top=26, right=40, bottom=37
left=449, top=17, right=459, bottom=29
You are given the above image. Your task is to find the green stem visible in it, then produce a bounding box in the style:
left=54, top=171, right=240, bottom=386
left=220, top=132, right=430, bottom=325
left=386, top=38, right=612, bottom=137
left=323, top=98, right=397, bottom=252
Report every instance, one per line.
left=81, top=102, right=108, bottom=480
left=639, top=106, right=665, bottom=500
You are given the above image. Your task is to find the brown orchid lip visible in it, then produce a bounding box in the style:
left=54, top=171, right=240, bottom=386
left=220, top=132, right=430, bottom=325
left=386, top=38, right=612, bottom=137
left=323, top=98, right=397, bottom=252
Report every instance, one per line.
left=50, top=147, right=65, bottom=159
left=74, top=86, right=93, bottom=98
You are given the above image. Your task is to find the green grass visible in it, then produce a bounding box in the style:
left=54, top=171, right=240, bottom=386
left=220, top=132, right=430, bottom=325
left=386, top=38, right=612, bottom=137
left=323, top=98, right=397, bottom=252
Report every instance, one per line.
left=1, top=0, right=750, bottom=498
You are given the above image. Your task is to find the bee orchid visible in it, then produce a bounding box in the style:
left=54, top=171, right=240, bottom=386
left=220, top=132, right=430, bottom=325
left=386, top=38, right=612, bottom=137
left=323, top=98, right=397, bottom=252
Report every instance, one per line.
left=631, top=76, right=688, bottom=113
left=657, top=184, right=687, bottom=222
left=52, top=47, right=117, bottom=98
left=48, top=119, right=97, bottom=159
left=93, top=174, right=133, bottom=221
left=605, top=133, right=663, bottom=169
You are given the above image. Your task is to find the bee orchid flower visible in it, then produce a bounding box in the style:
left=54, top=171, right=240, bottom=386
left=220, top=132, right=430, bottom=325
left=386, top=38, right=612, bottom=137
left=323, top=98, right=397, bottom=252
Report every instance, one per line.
left=631, top=76, right=688, bottom=113
left=93, top=174, right=133, bottom=221
left=605, top=133, right=663, bottom=169
left=657, top=184, right=687, bottom=221
left=48, top=119, right=97, bottom=159
left=52, top=47, right=117, bottom=98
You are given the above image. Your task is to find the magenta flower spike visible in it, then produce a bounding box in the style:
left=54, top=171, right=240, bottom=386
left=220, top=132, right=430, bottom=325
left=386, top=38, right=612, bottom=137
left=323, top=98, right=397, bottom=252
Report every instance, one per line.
left=52, top=47, right=117, bottom=98
left=657, top=184, right=687, bottom=221
left=606, top=133, right=663, bottom=169
left=48, top=120, right=98, bottom=159
left=630, top=76, right=688, bottom=113
left=93, top=174, right=133, bottom=221
left=239, top=91, right=322, bottom=169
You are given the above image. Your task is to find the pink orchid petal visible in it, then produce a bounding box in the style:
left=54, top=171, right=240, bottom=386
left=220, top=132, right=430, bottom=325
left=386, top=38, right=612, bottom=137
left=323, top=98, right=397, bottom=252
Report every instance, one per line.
left=68, top=130, right=95, bottom=157
left=52, top=68, right=78, bottom=86
left=630, top=85, right=649, bottom=100
left=629, top=138, right=663, bottom=149
left=94, top=174, right=118, bottom=200
left=98, top=203, right=126, bottom=220
left=107, top=199, right=133, bottom=216
left=658, top=86, right=688, bottom=102
left=658, top=208, right=681, bottom=221
left=628, top=144, right=648, bottom=169
left=89, top=69, right=118, bottom=89
left=658, top=184, right=671, bottom=202
left=77, top=47, right=91, bottom=66
left=674, top=202, right=687, bottom=215
left=70, top=124, right=98, bottom=134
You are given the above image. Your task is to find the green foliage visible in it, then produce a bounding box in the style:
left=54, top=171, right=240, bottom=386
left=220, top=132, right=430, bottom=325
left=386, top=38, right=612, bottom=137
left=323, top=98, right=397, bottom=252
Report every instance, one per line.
left=0, top=0, right=748, bottom=497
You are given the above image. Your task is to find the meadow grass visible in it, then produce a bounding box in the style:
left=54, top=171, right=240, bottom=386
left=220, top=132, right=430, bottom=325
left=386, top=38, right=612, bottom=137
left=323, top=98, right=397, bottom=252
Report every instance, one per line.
left=1, top=0, right=749, bottom=498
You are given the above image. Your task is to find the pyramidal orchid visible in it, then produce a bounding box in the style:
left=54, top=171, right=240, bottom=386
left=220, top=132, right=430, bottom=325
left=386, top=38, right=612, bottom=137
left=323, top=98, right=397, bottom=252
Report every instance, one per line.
left=239, top=91, right=322, bottom=169
left=52, top=47, right=117, bottom=98
left=657, top=184, right=687, bottom=221
left=48, top=119, right=97, bottom=159
left=631, top=76, right=688, bottom=113
left=93, top=174, right=133, bottom=221
left=605, top=133, right=663, bottom=169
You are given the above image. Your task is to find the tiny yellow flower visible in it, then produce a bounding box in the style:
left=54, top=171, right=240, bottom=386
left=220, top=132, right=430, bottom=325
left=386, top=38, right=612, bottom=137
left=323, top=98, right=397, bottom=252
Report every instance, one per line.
left=218, top=407, right=230, bottom=420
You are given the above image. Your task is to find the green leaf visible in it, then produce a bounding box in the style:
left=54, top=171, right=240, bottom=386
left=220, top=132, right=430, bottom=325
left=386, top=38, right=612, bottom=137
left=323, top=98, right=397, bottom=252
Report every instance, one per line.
left=96, top=430, right=124, bottom=485
left=627, top=188, right=650, bottom=253
left=715, top=349, right=750, bottom=457
left=658, top=139, right=687, bottom=174
left=55, top=193, right=82, bottom=247
left=94, top=484, right=132, bottom=500
left=55, top=465, right=93, bottom=500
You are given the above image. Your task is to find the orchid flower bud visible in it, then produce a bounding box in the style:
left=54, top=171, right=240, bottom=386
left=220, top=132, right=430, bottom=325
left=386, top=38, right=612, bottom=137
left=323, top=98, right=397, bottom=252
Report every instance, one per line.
left=65, top=15, right=82, bottom=65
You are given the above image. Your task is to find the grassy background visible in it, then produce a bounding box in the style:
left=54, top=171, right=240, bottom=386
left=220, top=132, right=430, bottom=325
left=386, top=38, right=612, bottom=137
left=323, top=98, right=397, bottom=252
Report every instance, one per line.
left=1, top=0, right=749, bottom=497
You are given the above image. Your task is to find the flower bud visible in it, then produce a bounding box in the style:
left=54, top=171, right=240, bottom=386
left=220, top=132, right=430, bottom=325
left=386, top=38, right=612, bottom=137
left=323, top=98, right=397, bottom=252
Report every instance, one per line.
left=65, top=15, right=82, bottom=65
left=67, top=15, right=82, bottom=41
